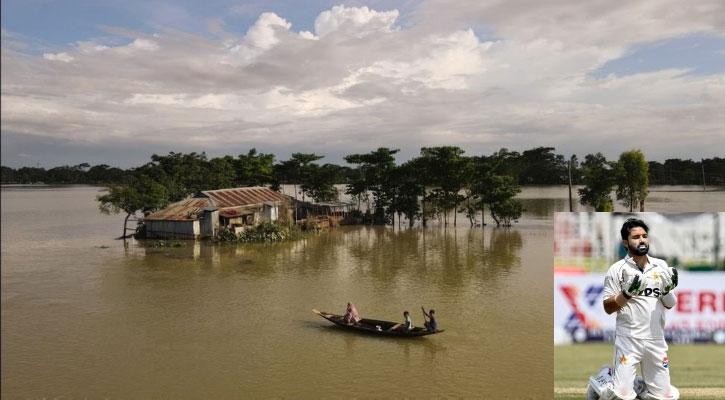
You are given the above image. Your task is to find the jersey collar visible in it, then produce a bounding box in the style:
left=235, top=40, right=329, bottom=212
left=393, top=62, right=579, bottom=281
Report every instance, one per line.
left=624, top=254, right=651, bottom=272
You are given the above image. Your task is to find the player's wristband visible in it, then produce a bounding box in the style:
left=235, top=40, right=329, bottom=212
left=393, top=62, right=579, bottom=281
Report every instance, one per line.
left=661, top=291, right=677, bottom=308
left=615, top=292, right=630, bottom=307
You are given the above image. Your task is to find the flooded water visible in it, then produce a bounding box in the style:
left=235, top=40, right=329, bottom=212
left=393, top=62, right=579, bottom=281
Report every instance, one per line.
left=1, top=185, right=723, bottom=398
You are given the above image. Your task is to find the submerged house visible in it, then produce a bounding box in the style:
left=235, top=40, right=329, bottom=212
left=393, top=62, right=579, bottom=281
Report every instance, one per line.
left=143, top=187, right=293, bottom=239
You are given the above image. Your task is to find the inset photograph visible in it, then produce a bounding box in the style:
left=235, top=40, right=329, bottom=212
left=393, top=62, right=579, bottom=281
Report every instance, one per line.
left=554, top=212, right=725, bottom=400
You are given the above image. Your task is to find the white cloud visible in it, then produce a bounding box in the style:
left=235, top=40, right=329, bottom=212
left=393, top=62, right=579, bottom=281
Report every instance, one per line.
left=131, top=38, right=159, bottom=51
left=2, top=1, right=724, bottom=167
left=314, top=5, right=399, bottom=38
left=245, top=12, right=292, bottom=49
left=43, top=52, right=74, bottom=62
left=76, top=41, right=110, bottom=54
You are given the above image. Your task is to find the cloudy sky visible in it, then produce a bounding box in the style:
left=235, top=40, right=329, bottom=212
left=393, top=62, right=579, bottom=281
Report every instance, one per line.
left=1, top=0, right=723, bottom=168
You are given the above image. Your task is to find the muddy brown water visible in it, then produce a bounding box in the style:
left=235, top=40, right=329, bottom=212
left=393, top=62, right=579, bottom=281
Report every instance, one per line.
left=2, top=185, right=722, bottom=398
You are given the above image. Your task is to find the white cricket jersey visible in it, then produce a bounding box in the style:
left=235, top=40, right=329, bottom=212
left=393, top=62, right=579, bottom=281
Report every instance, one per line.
left=603, top=255, right=670, bottom=339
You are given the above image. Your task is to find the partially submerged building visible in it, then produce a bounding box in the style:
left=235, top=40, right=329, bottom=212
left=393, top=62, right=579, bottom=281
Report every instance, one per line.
left=295, top=200, right=354, bottom=227
left=143, top=187, right=292, bottom=239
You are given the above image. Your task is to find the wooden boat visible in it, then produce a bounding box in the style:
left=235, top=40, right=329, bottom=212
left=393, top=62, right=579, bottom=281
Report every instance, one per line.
left=313, top=309, right=444, bottom=337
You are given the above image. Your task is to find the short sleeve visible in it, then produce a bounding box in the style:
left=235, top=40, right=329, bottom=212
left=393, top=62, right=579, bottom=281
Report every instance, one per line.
left=603, top=264, right=620, bottom=299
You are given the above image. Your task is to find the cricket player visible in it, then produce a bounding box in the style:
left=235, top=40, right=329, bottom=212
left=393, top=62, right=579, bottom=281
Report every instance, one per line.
left=595, top=218, right=680, bottom=400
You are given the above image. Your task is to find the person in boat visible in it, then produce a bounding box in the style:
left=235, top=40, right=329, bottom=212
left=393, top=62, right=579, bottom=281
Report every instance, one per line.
left=422, top=307, right=438, bottom=332
left=343, top=302, right=361, bottom=324
left=402, top=311, right=413, bottom=330
left=388, top=310, right=413, bottom=332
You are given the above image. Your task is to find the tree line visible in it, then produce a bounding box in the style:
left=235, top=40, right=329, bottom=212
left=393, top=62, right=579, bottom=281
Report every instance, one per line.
left=2, top=147, right=722, bottom=230
left=3, top=149, right=722, bottom=187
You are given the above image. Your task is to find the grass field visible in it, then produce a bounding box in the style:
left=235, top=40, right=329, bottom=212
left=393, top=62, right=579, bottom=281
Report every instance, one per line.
left=554, top=343, right=725, bottom=399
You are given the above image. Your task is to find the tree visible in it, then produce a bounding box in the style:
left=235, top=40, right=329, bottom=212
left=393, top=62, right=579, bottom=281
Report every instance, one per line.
left=419, top=146, right=471, bottom=226
left=520, top=146, right=567, bottom=184
left=490, top=198, right=523, bottom=227
left=236, top=148, right=275, bottom=187
left=578, top=153, right=615, bottom=211
left=344, top=147, right=399, bottom=222
left=388, top=159, right=426, bottom=227
left=86, top=164, right=127, bottom=183
left=97, top=174, right=169, bottom=239
left=1, top=166, right=18, bottom=183
left=615, top=150, right=649, bottom=211
left=138, top=152, right=209, bottom=202
left=301, top=163, right=343, bottom=202
left=480, top=174, right=522, bottom=227
left=205, top=156, right=237, bottom=190
left=276, top=153, right=324, bottom=200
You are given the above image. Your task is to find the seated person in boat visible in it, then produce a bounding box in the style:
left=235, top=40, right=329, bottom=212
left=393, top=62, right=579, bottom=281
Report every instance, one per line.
left=388, top=310, right=413, bottom=331
left=343, top=302, right=361, bottom=324
left=404, top=311, right=413, bottom=330
left=422, top=307, right=438, bottom=331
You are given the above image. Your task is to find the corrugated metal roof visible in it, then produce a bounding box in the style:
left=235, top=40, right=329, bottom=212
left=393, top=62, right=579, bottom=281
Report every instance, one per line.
left=219, top=205, right=258, bottom=218
left=200, top=187, right=287, bottom=208
left=144, top=198, right=212, bottom=221
left=144, top=187, right=290, bottom=222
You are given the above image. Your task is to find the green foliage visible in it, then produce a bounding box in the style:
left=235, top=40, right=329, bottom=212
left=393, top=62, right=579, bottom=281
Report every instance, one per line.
left=388, top=159, right=425, bottom=226
left=520, top=146, right=567, bottom=184
left=615, top=149, right=649, bottom=211
left=418, top=146, right=472, bottom=226
left=97, top=174, right=169, bottom=216
left=578, top=153, right=615, bottom=211
left=149, top=240, right=186, bottom=248
left=97, top=173, right=169, bottom=238
left=301, top=163, right=342, bottom=202
left=236, top=148, right=276, bottom=187
left=648, top=157, right=725, bottom=186
left=277, top=153, right=325, bottom=201
left=344, top=147, right=399, bottom=213
left=489, top=198, right=523, bottom=227
left=300, top=219, right=322, bottom=233
left=215, top=221, right=294, bottom=243
left=459, top=197, right=481, bottom=226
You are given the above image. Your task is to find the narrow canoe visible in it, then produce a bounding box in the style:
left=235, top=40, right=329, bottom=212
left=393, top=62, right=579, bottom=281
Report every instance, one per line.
left=312, top=309, right=444, bottom=337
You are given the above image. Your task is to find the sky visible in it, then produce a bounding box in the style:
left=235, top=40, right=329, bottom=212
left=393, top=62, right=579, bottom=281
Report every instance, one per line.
left=1, top=0, right=724, bottom=168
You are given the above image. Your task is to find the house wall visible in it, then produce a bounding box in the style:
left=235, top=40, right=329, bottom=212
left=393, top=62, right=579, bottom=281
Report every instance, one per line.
left=262, top=204, right=278, bottom=221
left=145, top=220, right=200, bottom=239
left=200, top=210, right=219, bottom=237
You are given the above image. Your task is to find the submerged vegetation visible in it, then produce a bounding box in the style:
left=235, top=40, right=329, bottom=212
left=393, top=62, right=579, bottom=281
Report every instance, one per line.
left=213, top=221, right=302, bottom=243
left=149, top=240, right=186, bottom=248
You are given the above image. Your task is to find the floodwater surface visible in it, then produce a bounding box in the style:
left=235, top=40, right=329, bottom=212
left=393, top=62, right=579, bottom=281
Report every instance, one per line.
left=1, top=185, right=723, bottom=398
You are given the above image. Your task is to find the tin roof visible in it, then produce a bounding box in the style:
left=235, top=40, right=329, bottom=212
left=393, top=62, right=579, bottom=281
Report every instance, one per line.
left=144, top=198, right=212, bottom=221
left=144, top=187, right=290, bottom=222
left=199, top=187, right=287, bottom=208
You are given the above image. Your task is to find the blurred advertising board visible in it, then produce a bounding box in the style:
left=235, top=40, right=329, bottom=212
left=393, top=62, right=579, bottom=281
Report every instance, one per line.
left=554, top=272, right=725, bottom=345
left=554, top=212, right=724, bottom=272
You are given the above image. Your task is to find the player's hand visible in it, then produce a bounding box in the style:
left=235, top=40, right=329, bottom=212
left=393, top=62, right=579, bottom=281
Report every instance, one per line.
left=622, top=273, right=642, bottom=298
left=663, top=267, right=678, bottom=294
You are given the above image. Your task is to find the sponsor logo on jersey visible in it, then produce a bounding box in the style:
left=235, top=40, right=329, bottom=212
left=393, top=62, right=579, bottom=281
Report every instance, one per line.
left=637, top=287, right=662, bottom=297
left=662, top=357, right=668, bottom=368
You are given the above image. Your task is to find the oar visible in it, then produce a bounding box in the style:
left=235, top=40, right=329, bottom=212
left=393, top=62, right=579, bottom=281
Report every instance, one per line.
left=422, top=306, right=431, bottom=330
left=312, top=309, right=333, bottom=318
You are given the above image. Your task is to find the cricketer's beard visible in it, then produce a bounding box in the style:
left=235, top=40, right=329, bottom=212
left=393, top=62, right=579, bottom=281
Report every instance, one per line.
left=627, top=241, right=649, bottom=256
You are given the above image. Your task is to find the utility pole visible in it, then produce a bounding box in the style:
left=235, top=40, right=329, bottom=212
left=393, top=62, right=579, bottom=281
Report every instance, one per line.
left=568, top=160, right=573, bottom=212
left=702, top=159, right=706, bottom=191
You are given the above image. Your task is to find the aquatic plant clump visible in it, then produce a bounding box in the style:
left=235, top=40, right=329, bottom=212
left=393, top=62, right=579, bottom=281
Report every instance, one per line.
left=216, top=221, right=297, bottom=243
left=149, top=240, right=186, bottom=248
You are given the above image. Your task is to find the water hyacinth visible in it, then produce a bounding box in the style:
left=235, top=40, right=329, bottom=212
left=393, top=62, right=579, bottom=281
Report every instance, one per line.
left=215, top=221, right=296, bottom=243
